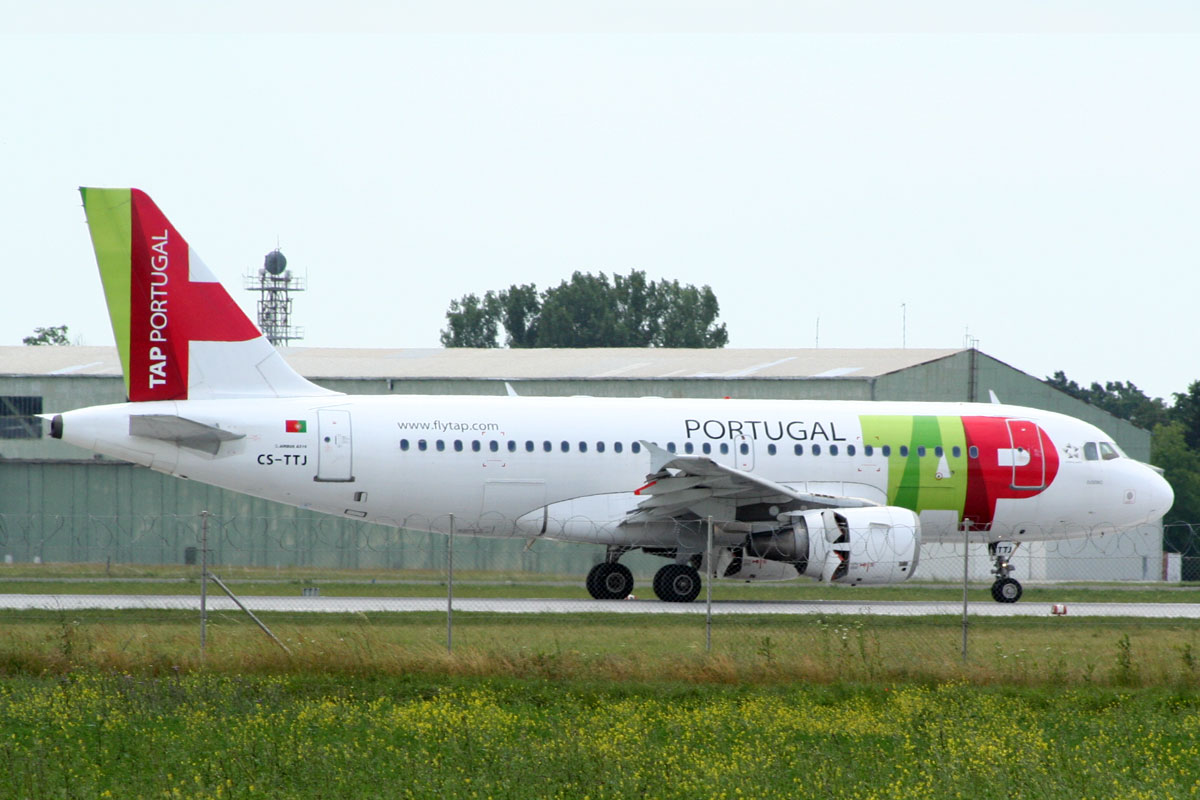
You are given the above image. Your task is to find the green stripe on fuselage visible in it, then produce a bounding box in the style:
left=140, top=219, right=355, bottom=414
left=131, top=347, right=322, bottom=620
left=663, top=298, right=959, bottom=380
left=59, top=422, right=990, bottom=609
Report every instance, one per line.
left=80, top=188, right=132, bottom=397
left=860, top=415, right=967, bottom=514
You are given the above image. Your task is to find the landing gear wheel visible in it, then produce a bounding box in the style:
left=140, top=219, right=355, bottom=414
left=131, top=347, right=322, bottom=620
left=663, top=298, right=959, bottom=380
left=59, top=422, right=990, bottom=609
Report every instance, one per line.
left=652, top=564, right=702, bottom=603
left=586, top=562, right=634, bottom=600
left=991, top=578, right=1022, bottom=604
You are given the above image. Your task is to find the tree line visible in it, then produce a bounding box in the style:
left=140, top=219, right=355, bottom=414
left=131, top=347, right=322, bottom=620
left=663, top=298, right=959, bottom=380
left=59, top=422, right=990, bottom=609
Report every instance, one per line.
left=440, top=270, right=728, bottom=349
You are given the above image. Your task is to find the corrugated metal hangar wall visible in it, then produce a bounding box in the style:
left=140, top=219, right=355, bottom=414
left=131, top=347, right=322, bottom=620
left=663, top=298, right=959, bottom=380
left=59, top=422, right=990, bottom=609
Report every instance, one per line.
left=0, top=346, right=1159, bottom=580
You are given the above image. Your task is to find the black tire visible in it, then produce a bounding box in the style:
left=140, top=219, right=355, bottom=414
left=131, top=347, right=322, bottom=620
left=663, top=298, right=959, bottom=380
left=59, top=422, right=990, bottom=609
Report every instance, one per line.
left=652, top=563, right=702, bottom=603
left=991, top=577, right=1022, bottom=604
left=586, top=562, right=634, bottom=600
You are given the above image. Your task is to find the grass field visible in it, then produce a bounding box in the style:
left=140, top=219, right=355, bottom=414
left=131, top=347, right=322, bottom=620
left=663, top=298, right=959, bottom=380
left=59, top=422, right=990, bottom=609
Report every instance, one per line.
left=3, top=572, right=1199, bottom=798
left=2, top=669, right=1199, bottom=799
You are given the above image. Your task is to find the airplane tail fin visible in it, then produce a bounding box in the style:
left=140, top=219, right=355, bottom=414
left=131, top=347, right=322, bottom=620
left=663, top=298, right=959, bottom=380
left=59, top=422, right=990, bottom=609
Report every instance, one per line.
left=80, top=188, right=337, bottom=402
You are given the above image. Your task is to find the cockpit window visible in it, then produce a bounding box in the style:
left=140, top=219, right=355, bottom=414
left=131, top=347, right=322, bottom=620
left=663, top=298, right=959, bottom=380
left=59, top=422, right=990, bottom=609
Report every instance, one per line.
left=1083, top=442, right=1099, bottom=461
left=1099, top=441, right=1120, bottom=461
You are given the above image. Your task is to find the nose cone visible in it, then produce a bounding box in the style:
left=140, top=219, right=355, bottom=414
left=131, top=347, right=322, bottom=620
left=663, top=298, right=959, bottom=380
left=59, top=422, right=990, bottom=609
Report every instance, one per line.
left=1146, top=468, right=1175, bottom=520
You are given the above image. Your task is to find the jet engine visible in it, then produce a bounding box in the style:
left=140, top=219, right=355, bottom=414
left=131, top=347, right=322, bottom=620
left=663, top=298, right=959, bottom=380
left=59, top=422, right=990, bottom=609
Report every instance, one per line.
left=745, top=507, right=921, bottom=585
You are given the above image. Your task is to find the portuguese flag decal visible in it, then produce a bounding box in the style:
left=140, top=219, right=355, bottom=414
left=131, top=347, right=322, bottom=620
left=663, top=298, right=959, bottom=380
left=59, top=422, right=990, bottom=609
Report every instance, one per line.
left=285, top=420, right=307, bottom=433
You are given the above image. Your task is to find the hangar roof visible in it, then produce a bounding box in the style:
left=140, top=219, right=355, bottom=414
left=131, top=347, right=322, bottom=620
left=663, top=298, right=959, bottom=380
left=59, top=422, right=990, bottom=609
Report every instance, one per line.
left=0, top=345, right=966, bottom=381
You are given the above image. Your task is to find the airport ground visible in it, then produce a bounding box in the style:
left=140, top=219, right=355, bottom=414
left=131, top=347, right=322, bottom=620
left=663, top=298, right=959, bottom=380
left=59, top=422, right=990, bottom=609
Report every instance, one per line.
left=2, top=568, right=1198, bottom=798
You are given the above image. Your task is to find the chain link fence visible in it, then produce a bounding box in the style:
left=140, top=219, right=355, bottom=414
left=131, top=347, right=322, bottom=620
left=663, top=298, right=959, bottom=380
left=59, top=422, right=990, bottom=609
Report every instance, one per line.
left=1, top=512, right=1197, bottom=678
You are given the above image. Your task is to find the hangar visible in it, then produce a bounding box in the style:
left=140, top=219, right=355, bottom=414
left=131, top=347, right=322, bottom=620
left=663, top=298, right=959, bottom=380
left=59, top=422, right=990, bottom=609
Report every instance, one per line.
left=0, top=345, right=1162, bottom=582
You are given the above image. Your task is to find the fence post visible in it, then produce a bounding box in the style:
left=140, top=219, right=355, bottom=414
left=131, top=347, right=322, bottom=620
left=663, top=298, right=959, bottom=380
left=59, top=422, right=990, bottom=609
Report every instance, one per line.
left=200, top=510, right=209, bottom=657
left=705, top=516, right=714, bottom=653
left=961, top=522, right=969, bottom=663
left=447, top=513, right=454, bottom=654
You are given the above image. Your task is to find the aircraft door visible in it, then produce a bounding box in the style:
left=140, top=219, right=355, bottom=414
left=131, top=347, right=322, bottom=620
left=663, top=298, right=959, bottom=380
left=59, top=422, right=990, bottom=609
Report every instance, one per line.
left=1005, top=419, right=1045, bottom=490
left=315, top=409, right=355, bottom=482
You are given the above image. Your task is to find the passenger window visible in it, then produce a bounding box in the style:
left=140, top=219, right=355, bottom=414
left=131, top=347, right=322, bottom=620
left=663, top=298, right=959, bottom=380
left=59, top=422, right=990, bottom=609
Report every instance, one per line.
left=579, top=441, right=588, bottom=453
left=507, top=440, right=516, bottom=452
left=400, top=439, right=409, bottom=451
left=899, top=445, right=909, bottom=457
left=864, top=445, right=873, bottom=456
left=667, top=442, right=676, bottom=453
left=454, top=440, right=463, bottom=452
left=847, top=444, right=856, bottom=456
left=882, top=445, right=891, bottom=457
left=684, top=442, right=694, bottom=454
left=418, top=439, right=427, bottom=451
left=719, top=443, right=729, bottom=455
left=597, top=441, right=606, bottom=453
left=702, top=443, right=712, bottom=455
left=614, top=441, right=623, bottom=453
left=829, top=444, right=838, bottom=456
left=916, top=446, right=925, bottom=457
left=794, top=444, right=804, bottom=456
left=472, top=441, right=481, bottom=452
left=1084, top=442, right=1098, bottom=461
left=543, top=441, right=552, bottom=453
left=952, top=446, right=961, bottom=458
left=561, top=441, right=570, bottom=452
left=934, top=446, right=943, bottom=457
left=739, top=442, right=749, bottom=455
left=812, top=444, right=822, bottom=456
left=436, top=440, right=445, bottom=452
left=632, top=442, right=641, bottom=454
left=968, top=446, right=979, bottom=459
left=767, top=443, right=777, bottom=456
left=1099, top=442, right=1120, bottom=461
left=489, top=440, right=498, bottom=452
left=525, top=441, right=534, bottom=452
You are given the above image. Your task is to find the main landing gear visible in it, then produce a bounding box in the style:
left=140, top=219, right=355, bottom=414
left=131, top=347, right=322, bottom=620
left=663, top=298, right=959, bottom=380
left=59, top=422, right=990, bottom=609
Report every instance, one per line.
left=584, top=549, right=704, bottom=603
left=989, top=541, right=1022, bottom=603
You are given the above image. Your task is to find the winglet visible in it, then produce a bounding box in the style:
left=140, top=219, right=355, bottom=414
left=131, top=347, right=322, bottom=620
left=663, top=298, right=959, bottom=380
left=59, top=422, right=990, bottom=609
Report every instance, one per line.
left=639, top=440, right=674, bottom=473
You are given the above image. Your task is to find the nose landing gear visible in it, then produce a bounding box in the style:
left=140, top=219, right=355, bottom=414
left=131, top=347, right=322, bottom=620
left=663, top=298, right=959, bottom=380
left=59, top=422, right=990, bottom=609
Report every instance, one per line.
left=989, top=541, right=1022, bottom=603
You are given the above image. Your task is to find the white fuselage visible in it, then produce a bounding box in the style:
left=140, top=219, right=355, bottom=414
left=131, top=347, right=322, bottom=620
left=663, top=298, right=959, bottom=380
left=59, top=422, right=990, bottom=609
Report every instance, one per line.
left=55, top=395, right=1173, bottom=556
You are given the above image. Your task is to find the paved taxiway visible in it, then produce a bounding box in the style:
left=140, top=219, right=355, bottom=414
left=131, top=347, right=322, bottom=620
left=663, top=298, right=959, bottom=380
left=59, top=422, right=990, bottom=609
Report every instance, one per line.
left=1, top=594, right=1199, bottom=618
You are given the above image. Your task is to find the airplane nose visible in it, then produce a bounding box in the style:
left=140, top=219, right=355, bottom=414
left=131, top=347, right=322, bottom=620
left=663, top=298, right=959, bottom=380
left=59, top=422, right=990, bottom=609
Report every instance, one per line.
left=1143, top=466, right=1174, bottom=518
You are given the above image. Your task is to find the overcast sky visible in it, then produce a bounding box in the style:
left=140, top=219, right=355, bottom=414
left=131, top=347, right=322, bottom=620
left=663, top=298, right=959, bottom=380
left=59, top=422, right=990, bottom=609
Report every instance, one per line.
left=3, top=2, right=1198, bottom=400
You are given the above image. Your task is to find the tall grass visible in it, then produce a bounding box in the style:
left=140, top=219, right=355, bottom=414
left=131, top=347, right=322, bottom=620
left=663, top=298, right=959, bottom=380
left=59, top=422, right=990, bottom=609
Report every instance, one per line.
left=1, top=609, right=1198, bottom=688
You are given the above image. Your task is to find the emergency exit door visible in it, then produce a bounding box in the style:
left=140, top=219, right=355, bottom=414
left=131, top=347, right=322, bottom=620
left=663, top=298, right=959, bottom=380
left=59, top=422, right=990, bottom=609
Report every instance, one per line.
left=315, top=409, right=355, bottom=482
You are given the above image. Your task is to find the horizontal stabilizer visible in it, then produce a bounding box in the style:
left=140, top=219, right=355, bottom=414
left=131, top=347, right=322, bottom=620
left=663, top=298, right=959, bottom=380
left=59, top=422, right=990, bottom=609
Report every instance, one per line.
left=129, top=414, right=245, bottom=455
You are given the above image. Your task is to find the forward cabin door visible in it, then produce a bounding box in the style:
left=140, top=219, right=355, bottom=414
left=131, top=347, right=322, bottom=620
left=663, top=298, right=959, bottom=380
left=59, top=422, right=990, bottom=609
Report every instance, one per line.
left=315, top=409, right=355, bottom=482
left=1005, top=419, right=1046, bottom=490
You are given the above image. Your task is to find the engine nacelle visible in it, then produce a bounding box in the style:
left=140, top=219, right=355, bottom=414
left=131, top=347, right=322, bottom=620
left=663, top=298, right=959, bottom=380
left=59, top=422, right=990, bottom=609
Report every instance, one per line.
left=746, top=506, right=921, bottom=585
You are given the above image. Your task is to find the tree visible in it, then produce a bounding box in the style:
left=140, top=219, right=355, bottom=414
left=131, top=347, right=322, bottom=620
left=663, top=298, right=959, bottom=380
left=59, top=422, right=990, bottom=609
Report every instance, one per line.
left=438, top=293, right=499, bottom=348
left=1045, top=371, right=1169, bottom=432
left=440, top=270, right=728, bottom=349
left=22, top=325, right=71, bottom=346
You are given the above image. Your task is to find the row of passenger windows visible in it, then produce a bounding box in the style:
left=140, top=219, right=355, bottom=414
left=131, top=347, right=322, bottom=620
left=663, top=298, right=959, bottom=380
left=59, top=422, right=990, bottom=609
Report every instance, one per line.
left=398, top=438, right=979, bottom=459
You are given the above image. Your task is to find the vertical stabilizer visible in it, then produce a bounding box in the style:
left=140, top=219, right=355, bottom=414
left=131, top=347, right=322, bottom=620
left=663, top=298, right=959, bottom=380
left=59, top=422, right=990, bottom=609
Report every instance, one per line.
left=80, top=188, right=337, bottom=402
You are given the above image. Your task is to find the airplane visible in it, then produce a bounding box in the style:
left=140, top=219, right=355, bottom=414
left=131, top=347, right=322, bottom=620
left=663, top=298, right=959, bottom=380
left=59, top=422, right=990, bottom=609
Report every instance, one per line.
left=49, top=188, right=1174, bottom=604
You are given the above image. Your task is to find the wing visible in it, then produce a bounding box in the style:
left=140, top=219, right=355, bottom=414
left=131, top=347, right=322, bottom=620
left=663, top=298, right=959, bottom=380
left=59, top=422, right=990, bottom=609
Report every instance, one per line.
left=625, top=441, right=879, bottom=529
